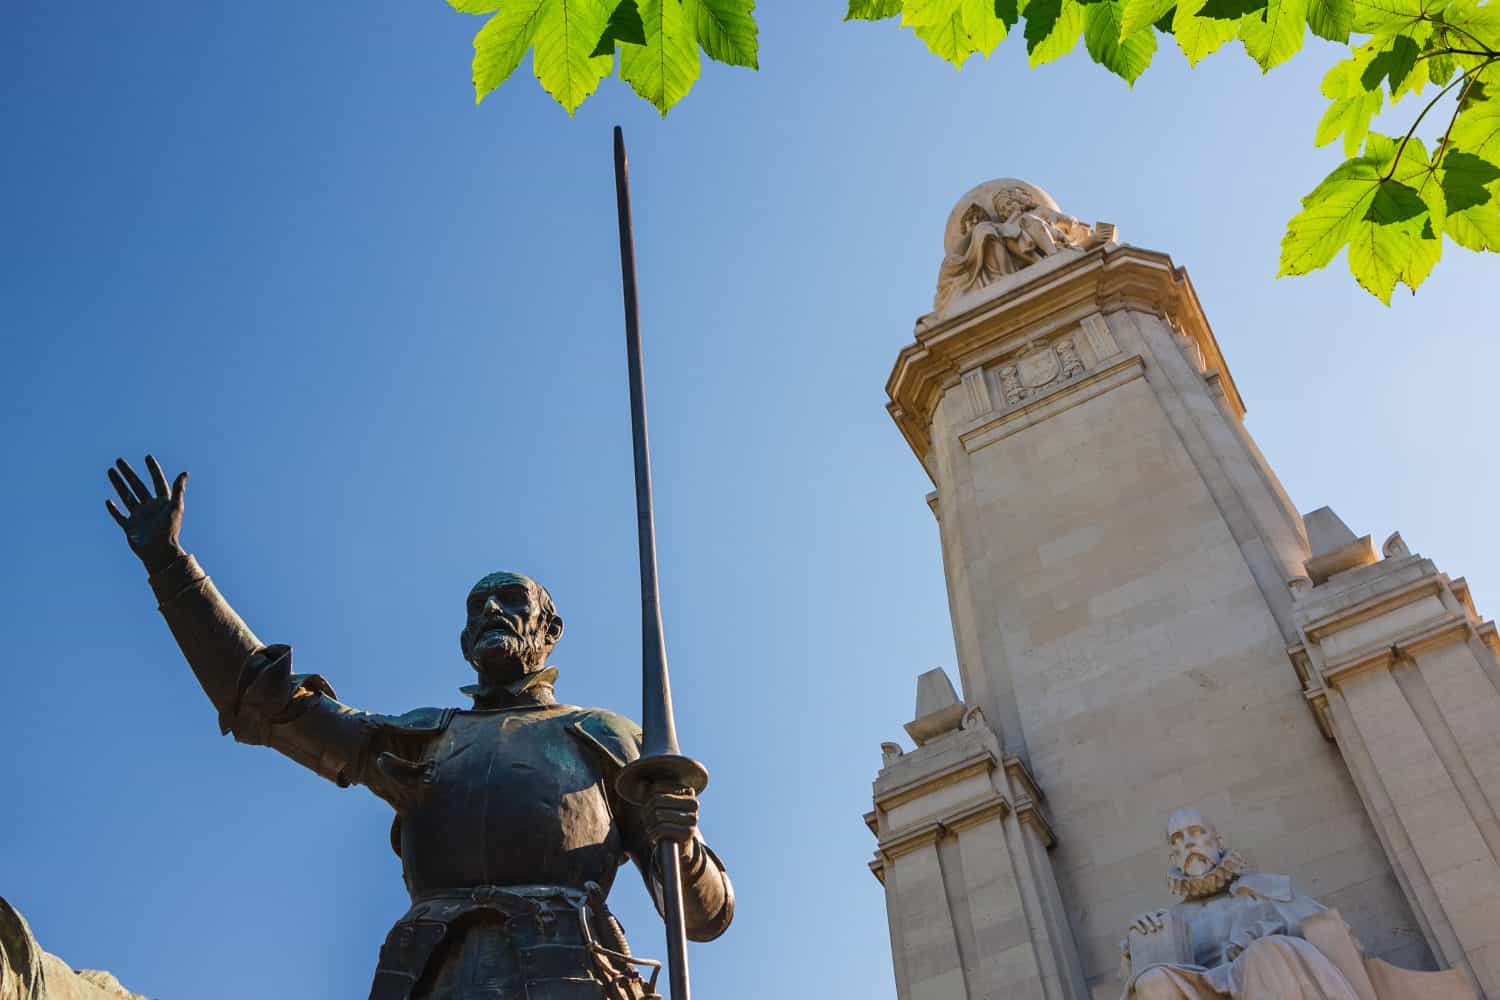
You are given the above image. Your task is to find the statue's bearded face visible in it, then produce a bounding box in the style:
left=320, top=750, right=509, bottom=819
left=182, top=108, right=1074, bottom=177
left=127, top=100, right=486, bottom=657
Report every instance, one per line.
left=1167, top=810, right=1224, bottom=878
left=459, top=572, right=564, bottom=683
left=994, top=190, right=1035, bottom=219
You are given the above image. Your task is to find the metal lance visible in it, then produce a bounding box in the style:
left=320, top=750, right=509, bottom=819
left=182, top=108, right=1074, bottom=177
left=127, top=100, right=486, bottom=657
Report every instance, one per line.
left=610, top=125, right=708, bottom=1000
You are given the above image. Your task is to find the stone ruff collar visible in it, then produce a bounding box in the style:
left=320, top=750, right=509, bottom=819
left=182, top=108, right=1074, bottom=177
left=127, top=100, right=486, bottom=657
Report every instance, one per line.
left=1167, top=850, right=1249, bottom=900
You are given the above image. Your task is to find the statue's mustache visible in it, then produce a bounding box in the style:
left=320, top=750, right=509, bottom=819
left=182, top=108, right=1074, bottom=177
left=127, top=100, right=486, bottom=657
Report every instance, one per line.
left=473, top=616, right=524, bottom=642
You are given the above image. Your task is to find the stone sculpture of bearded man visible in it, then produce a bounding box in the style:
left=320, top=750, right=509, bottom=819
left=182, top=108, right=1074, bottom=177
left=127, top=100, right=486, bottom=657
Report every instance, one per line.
left=1120, top=808, right=1362, bottom=1000
left=932, top=180, right=1107, bottom=313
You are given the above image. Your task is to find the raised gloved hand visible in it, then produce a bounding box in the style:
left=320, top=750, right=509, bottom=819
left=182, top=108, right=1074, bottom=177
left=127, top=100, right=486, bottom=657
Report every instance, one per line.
left=105, top=455, right=188, bottom=574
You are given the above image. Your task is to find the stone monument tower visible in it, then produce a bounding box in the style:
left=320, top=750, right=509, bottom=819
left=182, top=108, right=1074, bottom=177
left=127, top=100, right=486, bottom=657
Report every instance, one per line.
left=867, top=179, right=1500, bottom=1000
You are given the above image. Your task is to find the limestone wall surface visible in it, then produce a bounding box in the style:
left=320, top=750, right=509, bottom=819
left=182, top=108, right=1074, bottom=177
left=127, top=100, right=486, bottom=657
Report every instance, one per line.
left=886, top=242, right=1431, bottom=995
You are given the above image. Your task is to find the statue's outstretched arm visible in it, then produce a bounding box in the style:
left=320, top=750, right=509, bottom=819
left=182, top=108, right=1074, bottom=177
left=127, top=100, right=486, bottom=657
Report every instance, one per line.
left=107, top=457, right=382, bottom=790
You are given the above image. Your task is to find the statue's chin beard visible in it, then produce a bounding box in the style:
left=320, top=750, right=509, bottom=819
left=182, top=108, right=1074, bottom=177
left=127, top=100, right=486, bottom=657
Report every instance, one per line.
left=1167, top=850, right=1247, bottom=900
left=470, top=633, right=547, bottom=684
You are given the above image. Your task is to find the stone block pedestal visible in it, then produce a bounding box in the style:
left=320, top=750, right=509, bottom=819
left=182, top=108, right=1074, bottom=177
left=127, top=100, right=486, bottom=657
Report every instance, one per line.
left=868, top=669, right=1089, bottom=1000
left=1292, top=517, right=1500, bottom=994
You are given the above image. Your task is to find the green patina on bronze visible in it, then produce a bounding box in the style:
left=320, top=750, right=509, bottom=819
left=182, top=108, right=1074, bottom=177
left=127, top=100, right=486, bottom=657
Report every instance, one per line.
left=104, top=456, right=734, bottom=1000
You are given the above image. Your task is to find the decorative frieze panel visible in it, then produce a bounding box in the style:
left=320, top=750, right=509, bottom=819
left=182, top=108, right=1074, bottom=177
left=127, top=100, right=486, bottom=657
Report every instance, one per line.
left=994, top=335, right=1087, bottom=407
left=954, top=308, right=1132, bottom=438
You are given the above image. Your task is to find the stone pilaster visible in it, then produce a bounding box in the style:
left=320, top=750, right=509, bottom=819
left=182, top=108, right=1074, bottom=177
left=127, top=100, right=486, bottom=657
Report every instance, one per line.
left=1291, top=513, right=1500, bottom=993
left=867, top=669, right=1089, bottom=1000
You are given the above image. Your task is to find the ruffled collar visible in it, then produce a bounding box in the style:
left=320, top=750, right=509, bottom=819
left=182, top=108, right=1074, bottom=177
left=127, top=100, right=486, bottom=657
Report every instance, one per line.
left=1167, top=850, right=1249, bottom=900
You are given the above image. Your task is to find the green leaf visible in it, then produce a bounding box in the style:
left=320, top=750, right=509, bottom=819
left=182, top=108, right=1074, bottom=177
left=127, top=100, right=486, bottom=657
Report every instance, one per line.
left=997, top=0, right=1023, bottom=24
left=1427, top=50, right=1456, bottom=85
left=1352, top=137, right=1444, bottom=299
left=472, top=0, right=551, bottom=104
left=1083, top=0, right=1158, bottom=82
left=1155, top=4, right=1179, bottom=29
left=1121, top=0, right=1178, bottom=36
left=592, top=0, right=646, bottom=57
left=531, top=0, right=616, bottom=114
left=1199, top=0, right=1266, bottom=18
left=1024, top=0, right=1087, bottom=62
left=1317, top=51, right=1386, bottom=153
left=1305, top=0, right=1353, bottom=39
left=619, top=0, right=701, bottom=113
left=1441, top=148, right=1500, bottom=249
left=962, top=0, right=1011, bottom=52
left=1451, top=95, right=1500, bottom=163
left=1172, top=0, right=1241, bottom=61
left=687, top=0, right=759, bottom=67
left=1280, top=135, right=1445, bottom=302
left=1315, top=57, right=1384, bottom=154
left=1346, top=182, right=1439, bottom=301
left=1385, top=133, right=1446, bottom=233
left=1281, top=157, right=1385, bottom=275
left=1359, top=33, right=1419, bottom=94
left=846, top=0, right=905, bottom=16
left=1441, top=1, right=1500, bottom=52
left=914, top=5, right=979, bottom=62
left=904, top=0, right=963, bottom=24
left=1314, top=95, right=1384, bottom=156
left=450, top=0, right=504, bottom=12
left=1350, top=0, right=1449, bottom=36
left=1239, top=0, right=1307, bottom=71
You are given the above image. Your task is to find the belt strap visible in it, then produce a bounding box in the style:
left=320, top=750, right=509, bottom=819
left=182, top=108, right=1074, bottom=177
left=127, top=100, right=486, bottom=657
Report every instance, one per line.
left=412, top=883, right=588, bottom=908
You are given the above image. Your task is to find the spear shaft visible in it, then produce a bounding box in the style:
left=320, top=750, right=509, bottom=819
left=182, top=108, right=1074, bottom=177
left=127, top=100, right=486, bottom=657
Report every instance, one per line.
left=610, top=125, right=707, bottom=1000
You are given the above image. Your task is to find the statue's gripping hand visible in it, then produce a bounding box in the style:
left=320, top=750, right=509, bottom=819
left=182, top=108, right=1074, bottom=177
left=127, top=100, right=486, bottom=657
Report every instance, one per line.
left=1128, top=909, right=1172, bottom=936
left=105, top=456, right=188, bottom=574
left=642, top=788, right=700, bottom=853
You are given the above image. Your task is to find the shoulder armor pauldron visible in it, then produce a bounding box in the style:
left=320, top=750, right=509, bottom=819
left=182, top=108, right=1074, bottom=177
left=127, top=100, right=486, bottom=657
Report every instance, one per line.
left=565, top=708, right=643, bottom=773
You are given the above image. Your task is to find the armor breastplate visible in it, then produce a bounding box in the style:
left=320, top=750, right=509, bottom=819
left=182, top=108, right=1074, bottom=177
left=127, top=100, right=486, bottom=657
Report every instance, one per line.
left=397, top=708, right=624, bottom=897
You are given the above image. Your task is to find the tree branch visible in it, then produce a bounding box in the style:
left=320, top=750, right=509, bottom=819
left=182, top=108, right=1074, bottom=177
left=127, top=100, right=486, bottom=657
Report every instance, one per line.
left=1417, top=47, right=1498, bottom=60
left=1433, top=63, right=1491, bottom=172
left=1381, top=58, right=1494, bottom=182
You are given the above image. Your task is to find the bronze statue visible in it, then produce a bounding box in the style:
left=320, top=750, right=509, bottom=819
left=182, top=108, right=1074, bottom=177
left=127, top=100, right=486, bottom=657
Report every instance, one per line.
left=104, top=455, right=733, bottom=1000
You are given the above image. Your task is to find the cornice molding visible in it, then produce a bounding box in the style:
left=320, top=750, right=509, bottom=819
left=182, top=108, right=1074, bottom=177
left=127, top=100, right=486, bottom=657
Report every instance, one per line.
left=1002, top=753, right=1046, bottom=809
left=874, top=753, right=996, bottom=813
left=1318, top=613, right=1477, bottom=687
left=877, top=820, right=946, bottom=860
left=873, top=795, right=1012, bottom=860
left=885, top=244, right=1243, bottom=472
left=1301, top=574, right=1450, bottom=643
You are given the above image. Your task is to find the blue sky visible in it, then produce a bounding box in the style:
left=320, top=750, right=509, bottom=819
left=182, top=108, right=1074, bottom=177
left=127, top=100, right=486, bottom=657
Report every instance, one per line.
left=4, top=4, right=1498, bottom=998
